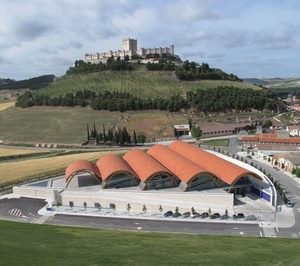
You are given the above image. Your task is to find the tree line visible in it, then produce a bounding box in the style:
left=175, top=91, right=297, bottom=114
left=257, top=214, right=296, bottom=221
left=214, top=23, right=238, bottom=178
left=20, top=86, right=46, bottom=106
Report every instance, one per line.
left=175, top=61, right=241, bottom=81
left=66, top=57, right=133, bottom=75
left=86, top=123, right=146, bottom=145
left=186, top=86, right=278, bottom=112
left=0, top=75, right=55, bottom=90
left=146, top=59, right=176, bottom=71
left=16, top=90, right=188, bottom=112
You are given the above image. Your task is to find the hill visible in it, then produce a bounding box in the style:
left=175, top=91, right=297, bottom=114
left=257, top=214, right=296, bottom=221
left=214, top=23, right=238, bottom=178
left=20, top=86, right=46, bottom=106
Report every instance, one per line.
left=0, top=75, right=55, bottom=90
left=38, top=68, right=260, bottom=99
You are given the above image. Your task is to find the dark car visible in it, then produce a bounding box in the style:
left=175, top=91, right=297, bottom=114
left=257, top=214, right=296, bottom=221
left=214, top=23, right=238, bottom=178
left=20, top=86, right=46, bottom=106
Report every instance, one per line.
left=182, top=211, right=191, bottom=218
left=191, top=212, right=200, bottom=218
left=220, top=214, right=229, bottom=220
left=172, top=212, right=182, bottom=218
left=164, top=211, right=173, bottom=217
left=210, top=213, right=221, bottom=219
left=200, top=212, right=209, bottom=218
left=233, top=213, right=245, bottom=219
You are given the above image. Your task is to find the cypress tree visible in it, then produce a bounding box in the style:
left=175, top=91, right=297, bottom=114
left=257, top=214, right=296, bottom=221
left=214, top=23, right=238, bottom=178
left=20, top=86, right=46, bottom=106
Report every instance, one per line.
left=87, top=124, right=90, bottom=140
left=133, top=130, right=137, bottom=145
left=103, top=125, right=106, bottom=142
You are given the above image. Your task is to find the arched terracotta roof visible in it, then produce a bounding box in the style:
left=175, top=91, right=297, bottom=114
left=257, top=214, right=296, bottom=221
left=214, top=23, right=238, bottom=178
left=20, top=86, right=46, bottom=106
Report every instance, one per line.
left=123, top=149, right=173, bottom=182
left=147, top=144, right=212, bottom=183
left=96, top=154, right=137, bottom=181
left=169, top=140, right=261, bottom=185
left=65, top=160, right=100, bottom=182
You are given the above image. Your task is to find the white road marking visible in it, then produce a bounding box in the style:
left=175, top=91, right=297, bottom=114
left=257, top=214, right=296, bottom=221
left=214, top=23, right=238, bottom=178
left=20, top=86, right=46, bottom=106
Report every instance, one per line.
left=260, top=231, right=263, bottom=237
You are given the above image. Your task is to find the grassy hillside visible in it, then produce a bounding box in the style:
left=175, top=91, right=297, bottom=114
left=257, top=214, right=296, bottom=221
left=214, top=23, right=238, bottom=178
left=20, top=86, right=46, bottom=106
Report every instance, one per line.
left=0, top=75, right=55, bottom=90
left=38, top=70, right=260, bottom=99
left=0, top=106, right=187, bottom=144
left=0, top=220, right=300, bottom=266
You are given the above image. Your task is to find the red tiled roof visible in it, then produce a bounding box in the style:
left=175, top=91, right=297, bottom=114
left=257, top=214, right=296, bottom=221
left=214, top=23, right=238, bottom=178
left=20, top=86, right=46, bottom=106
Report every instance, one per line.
left=96, top=154, right=137, bottom=181
left=169, top=140, right=260, bottom=185
left=147, top=144, right=212, bottom=183
left=123, top=149, right=172, bottom=182
left=65, top=160, right=100, bottom=182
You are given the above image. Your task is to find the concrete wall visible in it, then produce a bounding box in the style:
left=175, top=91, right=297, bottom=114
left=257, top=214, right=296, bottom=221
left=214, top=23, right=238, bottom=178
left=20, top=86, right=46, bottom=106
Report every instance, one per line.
left=13, top=186, right=60, bottom=200
left=60, top=190, right=234, bottom=213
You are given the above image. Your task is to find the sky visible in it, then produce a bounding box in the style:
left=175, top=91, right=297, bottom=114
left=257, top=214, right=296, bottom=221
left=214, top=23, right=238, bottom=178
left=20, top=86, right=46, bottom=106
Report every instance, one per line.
left=1, top=0, right=300, bottom=80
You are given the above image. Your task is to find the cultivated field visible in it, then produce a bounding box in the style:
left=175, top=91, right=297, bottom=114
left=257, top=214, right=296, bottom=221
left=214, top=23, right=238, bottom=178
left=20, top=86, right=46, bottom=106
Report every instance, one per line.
left=0, top=220, right=299, bottom=266
left=0, top=150, right=126, bottom=187
left=0, top=101, right=15, bottom=111
left=0, top=107, right=187, bottom=144
left=38, top=70, right=260, bottom=99
left=0, top=147, right=50, bottom=157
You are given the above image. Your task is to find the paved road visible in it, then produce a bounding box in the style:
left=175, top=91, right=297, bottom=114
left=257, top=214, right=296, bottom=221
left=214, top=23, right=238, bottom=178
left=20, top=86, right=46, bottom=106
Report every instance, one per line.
left=248, top=157, right=300, bottom=237
left=46, top=214, right=262, bottom=236
left=0, top=197, right=46, bottom=222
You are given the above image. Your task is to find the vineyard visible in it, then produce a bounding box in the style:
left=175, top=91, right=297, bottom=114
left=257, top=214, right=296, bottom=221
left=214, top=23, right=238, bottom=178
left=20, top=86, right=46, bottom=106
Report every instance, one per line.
left=37, top=69, right=260, bottom=99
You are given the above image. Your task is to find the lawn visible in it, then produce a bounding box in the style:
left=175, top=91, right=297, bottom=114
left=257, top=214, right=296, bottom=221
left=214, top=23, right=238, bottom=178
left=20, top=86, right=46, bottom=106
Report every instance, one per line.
left=38, top=70, right=260, bottom=99
left=0, top=147, right=50, bottom=157
left=0, top=220, right=299, bottom=266
left=202, top=138, right=230, bottom=147
left=0, top=101, right=15, bottom=111
left=0, top=150, right=126, bottom=187
left=0, top=107, right=187, bottom=144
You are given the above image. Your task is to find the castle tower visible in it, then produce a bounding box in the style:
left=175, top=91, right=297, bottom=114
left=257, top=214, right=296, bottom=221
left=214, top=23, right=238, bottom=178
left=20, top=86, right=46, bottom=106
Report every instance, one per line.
left=122, top=38, right=137, bottom=52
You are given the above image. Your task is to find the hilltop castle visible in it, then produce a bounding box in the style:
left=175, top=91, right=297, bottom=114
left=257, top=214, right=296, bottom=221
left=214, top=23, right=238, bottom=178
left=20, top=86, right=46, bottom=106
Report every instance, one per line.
left=85, top=38, right=175, bottom=64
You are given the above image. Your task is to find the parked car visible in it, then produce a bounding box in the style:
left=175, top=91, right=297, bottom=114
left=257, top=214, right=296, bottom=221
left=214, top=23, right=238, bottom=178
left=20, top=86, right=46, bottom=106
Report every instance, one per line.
left=191, top=212, right=200, bottom=218
left=246, top=155, right=252, bottom=159
left=220, top=214, right=229, bottom=220
left=182, top=211, right=191, bottom=218
left=200, top=212, right=209, bottom=218
left=287, top=201, right=294, bottom=208
left=233, top=213, right=245, bottom=219
left=210, top=213, right=221, bottom=219
left=245, top=215, right=257, bottom=221
left=273, top=167, right=279, bottom=171
left=172, top=212, right=182, bottom=218
left=164, top=211, right=173, bottom=217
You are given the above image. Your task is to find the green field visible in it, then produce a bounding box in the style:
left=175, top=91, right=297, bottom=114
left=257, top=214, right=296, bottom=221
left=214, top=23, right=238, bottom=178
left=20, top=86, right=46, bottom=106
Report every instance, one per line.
left=0, top=220, right=299, bottom=266
left=202, top=138, right=230, bottom=147
left=38, top=70, right=260, bottom=99
left=0, top=106, right=187, bottom=144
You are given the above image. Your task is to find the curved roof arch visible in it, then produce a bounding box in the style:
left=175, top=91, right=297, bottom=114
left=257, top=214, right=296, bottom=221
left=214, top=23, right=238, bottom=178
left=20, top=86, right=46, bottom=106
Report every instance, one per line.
left=65, top=160, right=101, bottom=187
left=96, top=154, right=137, bottom=181
left=147, top=144, right=214, bottom=183
left=169, top=140, right=261, bottom=185
left=123, top=149, right=173, bottom=182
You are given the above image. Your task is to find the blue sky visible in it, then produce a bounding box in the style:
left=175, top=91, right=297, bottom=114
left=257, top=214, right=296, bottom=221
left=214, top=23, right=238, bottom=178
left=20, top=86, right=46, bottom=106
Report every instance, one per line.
left=1, top=0, right=300, bottom=80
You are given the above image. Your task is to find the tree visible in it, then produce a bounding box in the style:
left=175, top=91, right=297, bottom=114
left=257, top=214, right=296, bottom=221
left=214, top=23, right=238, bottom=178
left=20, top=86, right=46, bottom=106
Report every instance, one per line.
left=191, top=207, right=195, bottom=214
left=127, top=203, right=131, bottom=212
left=175, top=206, right=179, bottom=214
left=225, top=209, right=228, bottom=217
left=159, top=205, right=163, bottom=212
left=103, top=124, right=106, bottom=142
left=263, top=120, right=273, bottom=128
left=137, top=134, right=146, bottom=144
left=295, top=168, right=300, bottom=177
left=191, top=126, right=202, bottom=138
left=83, top=202, right=87, bottom=211
left=69, top=201, right=74, bottom=209
left=142, top=204, right=147, bottom=213
left=87, top=124, right=90, bottom=140
left=208, top=208, right=212, bottom=216
left=133, top=130, right=137, bottom=145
